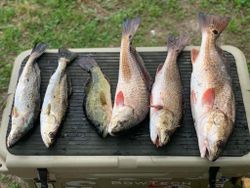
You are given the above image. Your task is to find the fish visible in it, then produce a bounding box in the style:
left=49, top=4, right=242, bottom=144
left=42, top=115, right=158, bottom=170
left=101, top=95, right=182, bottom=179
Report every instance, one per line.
left=190, top=12, right=235, bottom=161
left=40, top=48, right=77, bottom=148
left=7, top=43, right=47, bottom=147
left=78, top=56, right=112, bottom=137
left=150, top=34, right=189, bottom=147
left=108, top=17, right=152, bottom=135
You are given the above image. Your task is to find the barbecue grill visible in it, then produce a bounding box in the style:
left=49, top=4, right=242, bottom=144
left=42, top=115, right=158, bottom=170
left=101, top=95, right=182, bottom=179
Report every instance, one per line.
left=0, top=46, right=249, bottom=188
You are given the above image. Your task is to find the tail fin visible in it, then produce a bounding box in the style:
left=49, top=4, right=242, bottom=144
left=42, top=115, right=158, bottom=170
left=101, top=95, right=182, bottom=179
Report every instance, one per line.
left=58, top=48, right=78, bottom=64
left=167, top=34, right=189, bottom=54
left=198, top=12, right=230, bottom=34
left=30, top=43, right=47, bottom=60
left=78, top=56, right=98, bottom=72
left=122, top=16, right=141, bottom=39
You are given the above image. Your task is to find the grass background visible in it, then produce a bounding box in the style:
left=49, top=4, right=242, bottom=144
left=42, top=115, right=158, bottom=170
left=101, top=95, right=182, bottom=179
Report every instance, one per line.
left=0, top=0, right=250, bottom=187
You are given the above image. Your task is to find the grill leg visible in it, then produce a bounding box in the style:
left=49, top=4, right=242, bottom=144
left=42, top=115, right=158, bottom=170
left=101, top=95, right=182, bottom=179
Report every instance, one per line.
left=37, top=168, right=48, bottom=188
left=209, top=167, right=220, bottom=188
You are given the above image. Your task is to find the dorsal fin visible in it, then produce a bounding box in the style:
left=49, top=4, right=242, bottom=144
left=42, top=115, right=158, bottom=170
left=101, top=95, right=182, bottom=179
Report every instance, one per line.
left=191, top=49, right=199, bottom=64
left=130, top=46, right=152, bottom=90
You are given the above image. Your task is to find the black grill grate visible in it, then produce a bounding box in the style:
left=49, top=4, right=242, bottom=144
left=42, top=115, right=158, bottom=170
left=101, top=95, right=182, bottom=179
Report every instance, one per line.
left=7, top=50, right=250, bottom=156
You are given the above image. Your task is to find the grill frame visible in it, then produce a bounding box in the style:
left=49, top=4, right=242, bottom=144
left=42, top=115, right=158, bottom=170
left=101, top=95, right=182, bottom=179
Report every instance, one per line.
left=0, top=46, right=250, bottom=172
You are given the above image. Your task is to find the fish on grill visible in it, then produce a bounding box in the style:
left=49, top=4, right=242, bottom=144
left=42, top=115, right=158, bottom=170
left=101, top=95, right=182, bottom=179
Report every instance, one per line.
left=190, top=12, right=235, bottom=161
left=7, top=43, right=47, bottom=147
left=150, top=34, right=189, bottom=147
left=40, top=48, right=77, bottom=148
left=78, top=56, right=112, bottom=137
left=108, top=17, right=152, bottom=135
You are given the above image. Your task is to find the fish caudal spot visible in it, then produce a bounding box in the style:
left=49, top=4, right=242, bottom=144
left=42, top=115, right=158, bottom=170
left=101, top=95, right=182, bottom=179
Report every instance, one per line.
left=213, top=30, right=218, bottom=35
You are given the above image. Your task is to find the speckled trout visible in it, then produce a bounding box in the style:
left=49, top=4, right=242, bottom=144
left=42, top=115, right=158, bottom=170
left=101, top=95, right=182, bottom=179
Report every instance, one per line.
left=40, top=48, right=77, bottom=148
left=190, top=12, right=235, bottom=161
left=7, top=43, right=47, bottom=147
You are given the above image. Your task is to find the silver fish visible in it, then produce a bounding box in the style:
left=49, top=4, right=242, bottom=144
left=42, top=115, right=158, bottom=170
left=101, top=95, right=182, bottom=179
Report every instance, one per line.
left=40, top=48, right=77, bottom=148
left=7, top=43, right=47, bottom=147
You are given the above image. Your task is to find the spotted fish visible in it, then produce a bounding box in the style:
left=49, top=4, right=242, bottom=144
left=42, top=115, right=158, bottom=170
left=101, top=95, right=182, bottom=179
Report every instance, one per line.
left=7, top=43, right=47, bottom=147
left=108, top=17, right=152, bottom=135
left=190, top=12, right=235, bottom=161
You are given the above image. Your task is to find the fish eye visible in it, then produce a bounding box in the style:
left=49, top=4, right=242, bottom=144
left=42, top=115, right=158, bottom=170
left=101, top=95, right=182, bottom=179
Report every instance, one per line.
left=212, top=30, right=218, bottom=35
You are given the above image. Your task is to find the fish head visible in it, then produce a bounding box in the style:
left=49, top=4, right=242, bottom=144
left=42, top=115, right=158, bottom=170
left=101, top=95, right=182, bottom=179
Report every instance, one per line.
left=150, top=109, right=176, bottom=147
left=8, top=111, right=33, bottom=147
left=41, top=115, right=58, bottom=148
left=108, top=105, right=134, bottom=135
left=7, top=128, right=23, bottom=148
left=197, top=110, right=233, bottom=161
left=41, top=130, right=56, bottom=148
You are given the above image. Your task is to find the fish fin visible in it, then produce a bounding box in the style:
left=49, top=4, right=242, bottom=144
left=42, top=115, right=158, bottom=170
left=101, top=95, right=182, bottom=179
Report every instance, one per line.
left=191, top=49, right=199, bottom=64
left=150, top=95, right=153, bottom=104
left=201, top=139, right=208, bottom=158
left=167, top=34, right=189, bottom=54
left=46, top=103, right=51, bottom=115
left=104, top=74, right=112, bottom=86
left=155, top=135, right=160, bottom=148
left=216, top=45, right=229, bottom=71
left=12, top=106, right=19, bottom=118
left=78, top=56, right=98, bottom=72
left=67, top=75, right=72, bottom=97
left=198, top=12, right=230, bottom=34
left=58, top=48, right=78, bottom=64
left=122, top=16, right=141, bottom=39
left=202, top=88, right=215, bottom=107
left=150, top=105, right=163, bottom=110
left=191, top=90, right=197, bottom=104
left=30, top=43, right=48, bottom=60
left=115, top=91, right=124, bottom=106
left=130, top=46, right=152, bottom=90
left=156, top=63, right=164, bottom=73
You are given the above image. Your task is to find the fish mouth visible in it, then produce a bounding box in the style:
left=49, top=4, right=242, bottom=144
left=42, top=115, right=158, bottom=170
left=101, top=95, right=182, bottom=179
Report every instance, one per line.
left=201, top=140, right=221, bottom=162
left=42, top=132, right=55, bottom=148
left=152, top=133, right=170, bottom=148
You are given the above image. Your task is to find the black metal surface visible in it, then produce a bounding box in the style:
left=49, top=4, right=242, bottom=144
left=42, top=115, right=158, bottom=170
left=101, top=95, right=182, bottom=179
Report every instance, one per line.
left=7, top=50, right=250, bottom=156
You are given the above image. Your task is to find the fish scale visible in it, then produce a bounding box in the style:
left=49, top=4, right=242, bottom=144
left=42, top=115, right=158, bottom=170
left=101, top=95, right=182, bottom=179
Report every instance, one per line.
left=191, top=13, right=235, bottom=161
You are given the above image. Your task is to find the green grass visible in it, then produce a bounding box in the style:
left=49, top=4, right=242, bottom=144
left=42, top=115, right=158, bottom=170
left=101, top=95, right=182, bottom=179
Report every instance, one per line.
left=0, top=174, right=23, bottom=188
left=0, top=0, right=249, bottom=120
left=0, top=0, right=249, bottom=95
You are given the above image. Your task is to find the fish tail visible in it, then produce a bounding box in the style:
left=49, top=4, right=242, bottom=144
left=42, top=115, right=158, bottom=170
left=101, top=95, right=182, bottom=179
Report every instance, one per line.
left=30, top=42, right=48, bottom=60
left=122, top=16, right=141, bottom=39
left=78, top=56, right=98, bottom=72
left=198, top=12, right=230, bottom=34
left=167, top=34, right=189, bottom=54
left=58, top=48, right=78, bottom=64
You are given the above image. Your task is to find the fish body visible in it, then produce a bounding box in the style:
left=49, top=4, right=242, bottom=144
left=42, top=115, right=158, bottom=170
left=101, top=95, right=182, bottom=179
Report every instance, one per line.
left=40, top=48, right=77, bottom=148
left=190, top=13, right=235, bottom=161
left=7, top=43, right=47, bottom=147
left=108, top=17, right=151, bottom=135
left=150, top=35, right=188, bottom=147
left=78, top=56, right=112, bottom=137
